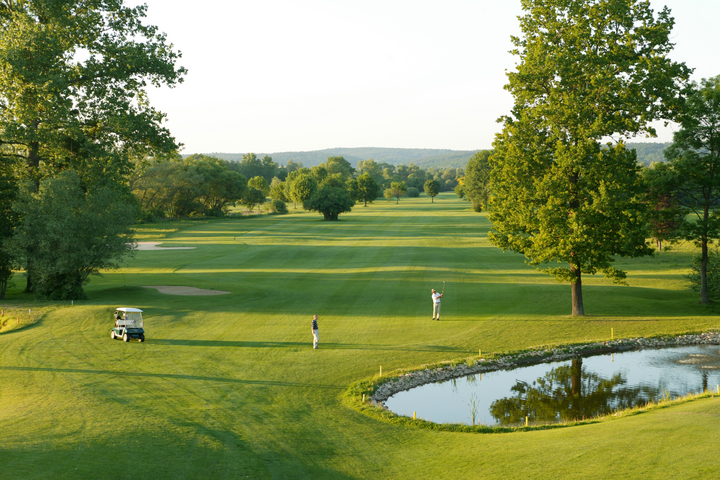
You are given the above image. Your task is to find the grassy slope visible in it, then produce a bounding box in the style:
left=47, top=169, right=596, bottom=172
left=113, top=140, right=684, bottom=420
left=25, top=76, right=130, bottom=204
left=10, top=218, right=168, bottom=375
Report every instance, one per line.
left=2, top=193, right=720, bottom=479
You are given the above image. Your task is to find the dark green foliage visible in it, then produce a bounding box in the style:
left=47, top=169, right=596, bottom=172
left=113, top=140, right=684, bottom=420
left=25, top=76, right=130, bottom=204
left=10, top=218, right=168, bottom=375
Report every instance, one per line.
left=270, top=199, right=288, bottom=214
left=350, top=173, right=381, bottom=206
left=407, top=187, right=419, bottom=197
left=687, top=249, right=720, bottom=301
left=241, top=188, right=266, bottom=212
left=423, top=180, right=441, bottom=202
left=463, top=150, right=491, bottom=211
left=648, top=76, right=720, bottom=303
left=0, top=159, right=18, bottom=299
left=9, top=172, right=137, bottom=300
left=132, top=155, right=247, bottom=217
left=303, top=186, right=354, bottom=220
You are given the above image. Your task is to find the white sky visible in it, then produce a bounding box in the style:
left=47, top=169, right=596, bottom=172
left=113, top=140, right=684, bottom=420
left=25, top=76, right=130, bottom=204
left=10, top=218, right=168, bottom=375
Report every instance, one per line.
left=140, top=0, right=720, bottom=155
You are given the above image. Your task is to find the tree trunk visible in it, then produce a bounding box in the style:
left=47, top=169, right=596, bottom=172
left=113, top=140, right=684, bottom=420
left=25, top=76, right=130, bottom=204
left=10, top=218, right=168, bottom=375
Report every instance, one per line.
left=431, top=196, right=434, bottom=203
left=571, top=264, right=585, bottom=316
left=700, top=237, right=709, bottom=303
left=570, top=358, right=582, bottom=397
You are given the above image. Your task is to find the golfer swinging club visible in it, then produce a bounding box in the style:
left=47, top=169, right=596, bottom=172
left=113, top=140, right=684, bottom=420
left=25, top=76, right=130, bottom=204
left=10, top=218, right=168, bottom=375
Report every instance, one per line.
left=431, top=288, right=443, bottom=321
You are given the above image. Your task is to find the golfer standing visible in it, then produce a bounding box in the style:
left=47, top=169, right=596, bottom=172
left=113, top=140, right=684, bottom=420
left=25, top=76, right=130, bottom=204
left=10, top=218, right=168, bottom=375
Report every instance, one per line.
left=311, top=314, right=319, bottom=349
left=431, top=289, right=443, bottom=321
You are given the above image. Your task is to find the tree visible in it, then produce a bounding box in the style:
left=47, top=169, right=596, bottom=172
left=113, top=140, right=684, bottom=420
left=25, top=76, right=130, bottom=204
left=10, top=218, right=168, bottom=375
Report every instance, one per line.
left=385, top=181, right=407, bottom=204
left=288, top=174, right=318, bottom=209
left=648, top=76, right=720, bottom=303
left=1, top=0, right=185, bottom=293
left=248, top=176, right=270, bottom=197
left=9, top=172, right=137, bottom=300
left=0, top=157, right=17, bottom=299
left=303, top=186, right=354, bottom=220
left=464, top=150, right=492, bottom=211
left=241, top=188, right=266, bottom=212
left=423, top=179, right=441, bottom=202
left=352, top=173, right=381, bottom=207
left=454, top=184, right=465, bottom=199
left=488, top=0, right=690, bottom=316
left=269, top=177, right=289, bottom=202
left=324, top=156, right=354, bottom=178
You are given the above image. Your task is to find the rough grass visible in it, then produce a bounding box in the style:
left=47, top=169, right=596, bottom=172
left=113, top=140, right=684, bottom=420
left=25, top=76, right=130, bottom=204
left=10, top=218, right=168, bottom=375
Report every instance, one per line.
left=2, top=193, right=720, bottom=479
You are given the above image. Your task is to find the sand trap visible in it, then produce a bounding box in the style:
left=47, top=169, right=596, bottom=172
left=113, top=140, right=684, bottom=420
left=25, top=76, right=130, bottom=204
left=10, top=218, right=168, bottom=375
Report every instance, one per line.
left=144, top=286, right=231, bottom=296
left=136, top=242, right=196, bottom=251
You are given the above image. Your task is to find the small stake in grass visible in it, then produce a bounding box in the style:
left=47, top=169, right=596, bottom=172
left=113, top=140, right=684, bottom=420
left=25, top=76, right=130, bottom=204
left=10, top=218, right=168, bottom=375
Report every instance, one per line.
left=525, top=416, right=528, bottom=427
left=380, top=366, right=382, bottom=376
left=362, top=394, right=365, bottom=402
left=611, top=328, right=614, bottom=340
left=413, top=411, right=416, bottom=420
left=717, top=385, right=719, bottom=394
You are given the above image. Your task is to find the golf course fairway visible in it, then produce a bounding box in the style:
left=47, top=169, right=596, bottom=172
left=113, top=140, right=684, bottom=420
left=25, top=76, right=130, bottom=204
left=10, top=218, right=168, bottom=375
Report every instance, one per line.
left=2, top=193, right=719, bottom=479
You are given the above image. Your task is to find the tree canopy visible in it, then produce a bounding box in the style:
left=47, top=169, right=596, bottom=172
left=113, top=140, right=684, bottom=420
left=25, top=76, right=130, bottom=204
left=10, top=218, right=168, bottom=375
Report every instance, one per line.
left=303, top=186, right=354, bottom=221
left=646, top=76, right=720, bottom=303
left=0, top=0, right=185, bottom=298
left=488, top=0, right=690, bottom=316
left=423, top=179, right=441, bottom=202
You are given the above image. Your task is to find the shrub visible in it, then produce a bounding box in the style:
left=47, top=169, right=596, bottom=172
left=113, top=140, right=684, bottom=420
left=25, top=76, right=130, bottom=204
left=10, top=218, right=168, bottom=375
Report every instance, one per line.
left=407, top=187, right=420, bottom=197
left=270, top=199, right=288, bottom=214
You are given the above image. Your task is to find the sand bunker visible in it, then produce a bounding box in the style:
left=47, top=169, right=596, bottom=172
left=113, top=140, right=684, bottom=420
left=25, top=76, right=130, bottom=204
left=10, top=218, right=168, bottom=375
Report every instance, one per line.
left=144, top=286, right=231, bottom=296
left=136, top=242, right=196, bottom=251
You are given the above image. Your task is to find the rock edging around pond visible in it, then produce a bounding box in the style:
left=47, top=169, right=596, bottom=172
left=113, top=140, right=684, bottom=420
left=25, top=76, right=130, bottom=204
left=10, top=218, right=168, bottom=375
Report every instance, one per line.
left=370, top=332, right=720, bottom=407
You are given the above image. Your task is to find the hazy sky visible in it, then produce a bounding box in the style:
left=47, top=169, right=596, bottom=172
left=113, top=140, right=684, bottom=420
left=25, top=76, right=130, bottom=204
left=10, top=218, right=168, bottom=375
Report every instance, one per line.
left=140, top=1, right=720, bottom=155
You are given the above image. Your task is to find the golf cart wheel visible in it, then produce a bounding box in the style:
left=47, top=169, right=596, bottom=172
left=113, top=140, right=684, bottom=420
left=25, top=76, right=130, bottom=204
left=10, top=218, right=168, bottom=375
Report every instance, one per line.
left=139, top=334, right=145, bottom=343
left=123, top=333, right=129, bottom=342
left=110, top=331, right=116, bottom=340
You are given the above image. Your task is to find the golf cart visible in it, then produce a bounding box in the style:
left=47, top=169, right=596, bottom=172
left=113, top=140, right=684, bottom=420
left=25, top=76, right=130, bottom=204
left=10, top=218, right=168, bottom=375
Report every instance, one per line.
left=111, top=308, right=145, bottom=342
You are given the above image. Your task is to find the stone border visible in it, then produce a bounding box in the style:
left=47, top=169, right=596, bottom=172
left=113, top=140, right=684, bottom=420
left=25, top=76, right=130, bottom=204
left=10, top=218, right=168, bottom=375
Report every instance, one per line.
left=370, top=332, right=720, bottom=406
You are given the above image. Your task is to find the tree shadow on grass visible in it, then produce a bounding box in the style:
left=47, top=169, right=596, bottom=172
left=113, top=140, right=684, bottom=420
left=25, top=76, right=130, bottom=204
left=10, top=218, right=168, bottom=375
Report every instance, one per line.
left=150, top=338, right=464, bottom=353
left=0, top=366, right=342, bottom=390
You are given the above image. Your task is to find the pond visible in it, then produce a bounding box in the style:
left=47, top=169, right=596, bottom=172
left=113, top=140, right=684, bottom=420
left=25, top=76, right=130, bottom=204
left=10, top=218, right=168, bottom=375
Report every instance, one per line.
left=384, top=345, right=720, bottom=427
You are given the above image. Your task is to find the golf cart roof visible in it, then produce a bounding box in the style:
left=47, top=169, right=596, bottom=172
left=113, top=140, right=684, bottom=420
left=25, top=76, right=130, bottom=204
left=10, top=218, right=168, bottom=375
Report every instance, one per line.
left=116, top=308, right=143, bottom=313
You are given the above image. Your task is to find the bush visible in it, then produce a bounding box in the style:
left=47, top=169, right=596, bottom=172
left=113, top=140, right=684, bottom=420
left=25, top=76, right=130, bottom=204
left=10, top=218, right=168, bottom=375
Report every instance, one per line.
left=270, top=199, right=288, bottom=214
left=687, top=249, right=720, bottom=300
left=407, top=187, right=420, bottom=197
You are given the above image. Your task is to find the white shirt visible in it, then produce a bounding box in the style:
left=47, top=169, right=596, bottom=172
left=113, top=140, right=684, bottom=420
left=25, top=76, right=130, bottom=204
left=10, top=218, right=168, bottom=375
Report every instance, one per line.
left=432, top=292, right=442, bottom=304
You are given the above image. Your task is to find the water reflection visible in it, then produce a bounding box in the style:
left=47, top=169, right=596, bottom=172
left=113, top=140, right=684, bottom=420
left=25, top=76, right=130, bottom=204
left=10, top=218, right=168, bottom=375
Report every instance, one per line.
left=384, top=346, right=720, bottom=427
left=489, top=358, right=659, bottom=425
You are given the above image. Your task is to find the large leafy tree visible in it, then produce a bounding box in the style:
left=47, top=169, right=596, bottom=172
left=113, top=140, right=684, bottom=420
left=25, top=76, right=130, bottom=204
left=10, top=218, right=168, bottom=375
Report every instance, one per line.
left=303, top=186, right=354, bottom=221
left=646, top=76, right=720, bottom=303
left=9, top=171, right=137, bottom=300
left=489, top=0, right=690, bottom=316
left=1, top=0, right=185, bottom=294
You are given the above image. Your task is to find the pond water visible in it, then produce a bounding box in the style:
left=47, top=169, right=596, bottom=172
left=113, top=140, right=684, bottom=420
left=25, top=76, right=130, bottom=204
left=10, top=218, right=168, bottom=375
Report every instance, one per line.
left=384, top=345, right=720, bottom=427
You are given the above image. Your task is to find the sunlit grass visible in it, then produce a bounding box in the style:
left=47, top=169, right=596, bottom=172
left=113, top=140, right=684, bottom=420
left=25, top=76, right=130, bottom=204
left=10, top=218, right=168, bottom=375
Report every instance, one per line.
left=2, top=193, right=720, bottom=479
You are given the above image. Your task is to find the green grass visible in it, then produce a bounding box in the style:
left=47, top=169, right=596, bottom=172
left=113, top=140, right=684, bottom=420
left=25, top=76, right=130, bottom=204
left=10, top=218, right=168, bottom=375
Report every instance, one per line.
left=2, top=193, right=720, bottom=479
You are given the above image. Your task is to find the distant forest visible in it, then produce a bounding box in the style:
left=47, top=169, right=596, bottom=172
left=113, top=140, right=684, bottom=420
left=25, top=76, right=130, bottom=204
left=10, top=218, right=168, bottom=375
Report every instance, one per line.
left=196, top=142, right=670, bottom=169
